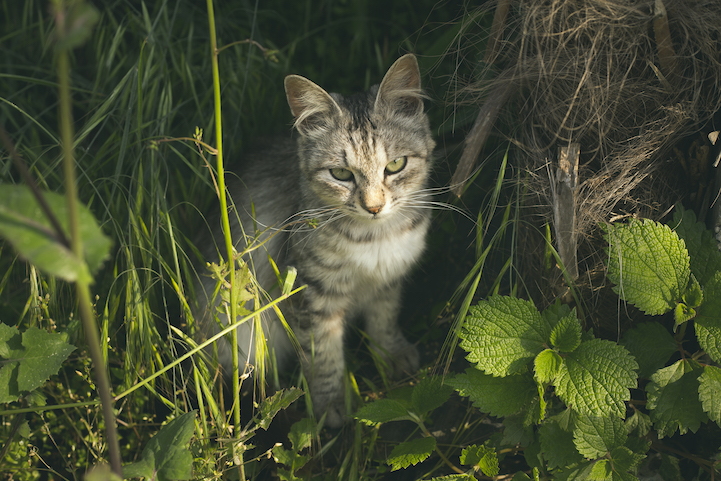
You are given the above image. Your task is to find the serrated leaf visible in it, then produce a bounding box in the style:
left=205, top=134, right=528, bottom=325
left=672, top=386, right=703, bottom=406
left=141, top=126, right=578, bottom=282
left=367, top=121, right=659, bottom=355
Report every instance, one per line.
left=0, top=185, right=112, bottom=283
left=624, top=410, right=652, bottom=437
left=430, top=475, right=474, bottom=481
left=554, top=339, right=638, bottom=417
left=501, top=414, right=534, bottom=446
left=459, top=445, right=499, bottom=476
left=542, top=300, right=573, bottom=331
left=620, top=322, right=677, bottom=378
left=448, top=369, right=536, bottom=417
left=122, top=411, right=196, bottom=481
left=538, top=420, right=584, bottom=469
left=646, top=359, right=707, bottom=438
left=535, top=349, right=563, bottom=383
left=411, top=376, right=453, bottom=417
left=256, top=388, right=303, bottom=430
left=608, top=446, right=646, bottom=479
left=573, top=414, right=627, bottom=459
left=549, top=311, right=582, bottom=352
left=355, top=398, right=410, bottom=425
left=672, top=205, right=721, bottom=287
left=699, top=365, right=721, bottom=424
left=386, top=436, right=436, bottom=471
left=604, top=219, right=690, bottom=315
left=460, top=296, right=550, bottom=376
left=587, top=459, right=612, bottom=480
left=0, top=324, right=75, bottom=403
left=288, top=417, right=315, bottom=452
left=695, top=271, right=721, bottom=363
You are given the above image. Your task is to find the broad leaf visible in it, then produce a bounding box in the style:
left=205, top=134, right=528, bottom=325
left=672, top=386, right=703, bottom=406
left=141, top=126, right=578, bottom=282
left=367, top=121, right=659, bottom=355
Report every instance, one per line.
left=572, top=414, right=627, bottom=459
left=699, top=365, right=721, bottom=424
left=288, top=418, right=315, bottom=452
left=355, top=398, right=410, bottom=425
left=386, top=436, right=436, bottom=471
left=448, top=369, right=536, bottom=417
left=694, top=271, right=721, bottom=364
left=646, top=360, right=707, bottom=438
left=534, top=349, right=563, bottom=384
left=411, top=376, right=453, bottom=417
left=542, top=300, right=573, bottom=331
left=256, top=388, right=303, bottom=430
left=549, top=311, right=582, bottom=353
left=460, top=296, right=549, bottom=376
left=554, top=339, right=638, bottom=417
left=0, top=324, right=75, bottom=403
left=604, top=219, right=689, bottom=315
left=538, top=420, right=584, bottom=469
left=0, top=185, right=112, bottom=283
left=122, top=411, right=196, bottom=481
left=672, top=205, right=721, bottom=287
left=620, top=322, right=677, bottom=378
left=625, top=410, right=652, bottom=437
left=459, top=445, right=499, bottom=476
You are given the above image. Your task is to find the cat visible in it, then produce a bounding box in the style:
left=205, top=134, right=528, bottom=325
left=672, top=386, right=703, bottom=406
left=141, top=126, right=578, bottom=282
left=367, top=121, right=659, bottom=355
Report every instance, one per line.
left=194, top=54, right=435, bottom=427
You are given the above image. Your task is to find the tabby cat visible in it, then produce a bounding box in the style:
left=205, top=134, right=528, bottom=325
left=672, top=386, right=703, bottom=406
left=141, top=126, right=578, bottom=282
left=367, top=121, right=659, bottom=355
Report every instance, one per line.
left=195, top=54, right=435, bottom=427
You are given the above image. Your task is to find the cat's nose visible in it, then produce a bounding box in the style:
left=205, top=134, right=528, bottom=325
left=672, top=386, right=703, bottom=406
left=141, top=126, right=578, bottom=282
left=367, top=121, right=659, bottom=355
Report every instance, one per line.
left=366, top=206, right=382, bottom=215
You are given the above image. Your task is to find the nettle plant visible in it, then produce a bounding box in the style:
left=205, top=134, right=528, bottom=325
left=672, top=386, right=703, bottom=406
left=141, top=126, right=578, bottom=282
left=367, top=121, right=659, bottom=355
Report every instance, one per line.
left=356, top=205, right=721, bottom=479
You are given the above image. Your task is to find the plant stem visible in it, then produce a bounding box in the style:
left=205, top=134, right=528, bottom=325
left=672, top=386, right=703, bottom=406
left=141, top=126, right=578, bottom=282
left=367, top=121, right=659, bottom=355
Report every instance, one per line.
left=57, top=41, right=122, bottom=475
left=206, top=2, right=243, bottom=478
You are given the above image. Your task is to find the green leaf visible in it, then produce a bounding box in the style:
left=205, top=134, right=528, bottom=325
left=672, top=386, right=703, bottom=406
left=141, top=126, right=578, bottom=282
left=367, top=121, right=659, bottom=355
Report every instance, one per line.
left=411, top=376, right=453, bottom=417
left=355, top=398, right=410, bottom=425
left=672, top=205, right=721, bottom=287
left=386, top=436, right=436, bottom=471
left=607, top=446, right=646, bottom=480
left=699, top=365, right=721, bottom=424
left=695, top=271, right=721, bottom=363
left=459, top=444, right=499, bottom=476
left=430, top=475, right=474, bottom=481
left=538, top=420, right=584, bottom=469
left=122, top=411, right=196, bottom=481
left=256, top=388, right=303, bottom=430
left=0, top=185, right=112, bottom=283
left=288, top=417, right=315, bottom=452
left=0, top=324, right=75, bottom=403
left=620, top=322, right=677, bottom=378
left=587, top=459, right=612, bottom=480
left=554, top=339, right=638, bottom=417
left=542, top=300, right=573, bottom=331
left=604, top=219, right=690, bottom=315
left=549, top=311, right=582, bottom=352
left=572, top=414, right=627, bottom=459
left=534, top=348, right=563, bottom=383
left=460, top=296, right=549, bottom=376
left=624, top=410, right=652, bottom=437
left=646, top=359, right=708, bottom=438
left=448, top=369, right=536, bottom=417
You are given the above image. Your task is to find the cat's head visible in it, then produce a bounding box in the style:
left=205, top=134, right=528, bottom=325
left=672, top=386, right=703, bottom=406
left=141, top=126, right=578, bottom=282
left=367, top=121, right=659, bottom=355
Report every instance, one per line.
left=284, top=54, right=435, bottom=222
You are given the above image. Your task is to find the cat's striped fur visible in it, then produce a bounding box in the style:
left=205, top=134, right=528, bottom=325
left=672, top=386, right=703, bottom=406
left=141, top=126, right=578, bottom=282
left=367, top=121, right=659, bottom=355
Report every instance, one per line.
left=195, top=54, right=435, bottom=427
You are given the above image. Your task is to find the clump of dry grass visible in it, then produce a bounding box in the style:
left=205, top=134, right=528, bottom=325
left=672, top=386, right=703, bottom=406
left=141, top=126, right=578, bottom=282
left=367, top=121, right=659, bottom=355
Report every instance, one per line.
left=450, top=0, right=721, bottom=308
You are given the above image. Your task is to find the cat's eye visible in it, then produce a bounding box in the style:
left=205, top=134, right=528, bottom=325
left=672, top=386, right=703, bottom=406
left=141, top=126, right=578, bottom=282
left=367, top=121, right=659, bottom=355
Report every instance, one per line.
left=330, top=168, right=354, bottom=181
left=385, top=156, right=407, bottom=174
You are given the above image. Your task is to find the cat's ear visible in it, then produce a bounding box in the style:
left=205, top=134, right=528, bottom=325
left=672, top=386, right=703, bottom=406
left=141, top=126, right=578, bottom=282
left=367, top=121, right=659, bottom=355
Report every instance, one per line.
left=284, top=75, right=342, bottom=135
left=375, top=54, right=425, bottom=117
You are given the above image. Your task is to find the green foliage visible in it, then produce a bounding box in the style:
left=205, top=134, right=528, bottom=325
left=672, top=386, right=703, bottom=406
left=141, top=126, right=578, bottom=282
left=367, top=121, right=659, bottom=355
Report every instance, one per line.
left=448, top=369, right=536, bottom=417
left=459, top=444, right=499, bottom=476
left=387, top=436, right=436, bottom=471
left=122, top=411, right=196, bottom=480
left=272, top=418, right=317, bottom=481
left=0, top=323, right=75, bottom=403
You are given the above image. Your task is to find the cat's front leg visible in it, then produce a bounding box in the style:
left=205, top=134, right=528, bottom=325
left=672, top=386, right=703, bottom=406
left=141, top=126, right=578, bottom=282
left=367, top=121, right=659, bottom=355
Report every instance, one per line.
left=295, top=305, right=347, bottom=428
left=363, top=287, right=420, bottom=379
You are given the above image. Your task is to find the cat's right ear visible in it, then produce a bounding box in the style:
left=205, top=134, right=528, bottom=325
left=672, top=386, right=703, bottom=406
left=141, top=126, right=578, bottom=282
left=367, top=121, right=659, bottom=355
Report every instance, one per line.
left=284, top=75, right=342, bottom=135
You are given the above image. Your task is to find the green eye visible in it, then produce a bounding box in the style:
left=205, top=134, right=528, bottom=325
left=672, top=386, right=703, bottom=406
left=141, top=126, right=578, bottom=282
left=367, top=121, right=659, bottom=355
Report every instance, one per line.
left=330, top=168, right=353, bottom=181
left=385, top=156, right=407, bottom=174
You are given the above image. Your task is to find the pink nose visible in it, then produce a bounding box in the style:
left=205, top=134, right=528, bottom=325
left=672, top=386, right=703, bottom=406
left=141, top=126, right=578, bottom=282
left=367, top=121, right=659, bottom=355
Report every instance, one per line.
left=366, top=205, right=382, bottom=215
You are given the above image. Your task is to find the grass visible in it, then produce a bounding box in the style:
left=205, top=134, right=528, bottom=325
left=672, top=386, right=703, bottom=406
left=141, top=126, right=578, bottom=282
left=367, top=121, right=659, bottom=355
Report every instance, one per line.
left=0, top=1, right=505, bottom=479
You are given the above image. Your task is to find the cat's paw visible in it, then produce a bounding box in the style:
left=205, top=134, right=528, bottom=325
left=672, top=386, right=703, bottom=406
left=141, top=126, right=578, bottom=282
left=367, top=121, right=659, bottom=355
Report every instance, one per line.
left=320, top=397, right=347, bottom=429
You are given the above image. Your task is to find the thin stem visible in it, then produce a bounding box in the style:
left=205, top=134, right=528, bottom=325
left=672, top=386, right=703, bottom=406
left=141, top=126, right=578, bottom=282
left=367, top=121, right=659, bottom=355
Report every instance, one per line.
left=55, top=6, right=122, bottom=474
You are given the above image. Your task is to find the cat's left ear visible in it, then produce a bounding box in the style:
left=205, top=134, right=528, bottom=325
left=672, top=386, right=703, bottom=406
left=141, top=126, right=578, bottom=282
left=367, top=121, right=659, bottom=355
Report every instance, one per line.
left=285, top=75, right=343, bottom=135
left=375, top=54, right=425, bottom=117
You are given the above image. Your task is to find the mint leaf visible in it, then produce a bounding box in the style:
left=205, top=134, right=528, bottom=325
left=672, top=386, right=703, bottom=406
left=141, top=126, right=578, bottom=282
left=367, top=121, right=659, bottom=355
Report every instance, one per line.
left=256, top=388, right=303, bottom=430
left=604, top=219, right=690, bottom=315
left=0, top=324, right=75, bottom=403
left=459, top=445, right=499, bottom=476
left=288, top=418, right=315, bottom=452
left=386, top=436, right=436, bottom=471
left=608, top=446, right=646, bottom=480
left=572, top=414, right=627, bottom=459
left=411, top=376, right=453, bottom=417
left=448, top=369, right=536, bottom=417
left=587, top=459, right=612, bottom=480
left=620, top=322, right=677, bottom=378
left=625, top=410, right=652, bottom=437
left=699, top=365, right=721, bottom=424
left=542, top=300, right=573, bottom=331
left=460, top=296, right=549, bottom=376
left=355, top=398, right=410, bottom=425
left=554, top=339, right=638, bottom=417
left=0, top=185, right=112, bottom=283
left=672, top=205, right=721, bottom=287
left=122, top=411, right=196, bottom=481
left=549, top=312, right=582, bottom=353
left=538, top=420, right=584, bottom=469
left=646, top=359, right=708, bottom=438
left=695, top=271, right=721, bottom=363
left=534, top=349, right=563, bottom=384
